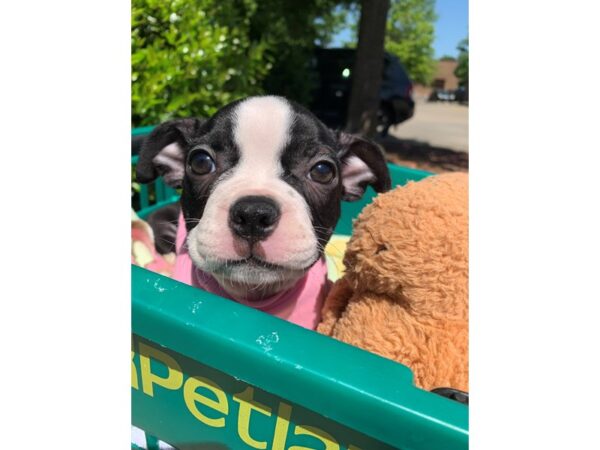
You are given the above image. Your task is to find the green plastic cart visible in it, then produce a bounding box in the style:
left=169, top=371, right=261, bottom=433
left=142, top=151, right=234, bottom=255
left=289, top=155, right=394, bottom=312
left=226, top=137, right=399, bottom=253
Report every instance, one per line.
left=131, top=128, right=468, bottom=450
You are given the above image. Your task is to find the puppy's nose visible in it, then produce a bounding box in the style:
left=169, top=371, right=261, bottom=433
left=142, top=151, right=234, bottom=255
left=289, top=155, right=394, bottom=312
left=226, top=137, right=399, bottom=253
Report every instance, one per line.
left=229, top=196, right=281, bottom=241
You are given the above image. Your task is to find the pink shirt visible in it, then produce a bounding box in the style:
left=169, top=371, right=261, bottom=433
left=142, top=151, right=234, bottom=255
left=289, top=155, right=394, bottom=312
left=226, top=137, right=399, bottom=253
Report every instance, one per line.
left=173, top=213, right=330, bottom=329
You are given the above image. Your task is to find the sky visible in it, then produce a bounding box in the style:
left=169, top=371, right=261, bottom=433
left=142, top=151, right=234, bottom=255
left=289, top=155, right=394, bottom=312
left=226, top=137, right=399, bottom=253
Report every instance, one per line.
left=433, top=0, right=468, bottom=58
left=329, top=0, right=468, bottom=59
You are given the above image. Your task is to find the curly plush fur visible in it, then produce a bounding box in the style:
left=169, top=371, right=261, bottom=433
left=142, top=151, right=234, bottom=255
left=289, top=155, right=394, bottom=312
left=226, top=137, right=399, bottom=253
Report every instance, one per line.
left=317, top=172, right=468, bottom=391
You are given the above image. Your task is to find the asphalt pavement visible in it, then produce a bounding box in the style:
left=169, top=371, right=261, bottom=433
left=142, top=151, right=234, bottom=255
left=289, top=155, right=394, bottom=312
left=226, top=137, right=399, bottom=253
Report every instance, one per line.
left=389, top=100, right=468, bottom=153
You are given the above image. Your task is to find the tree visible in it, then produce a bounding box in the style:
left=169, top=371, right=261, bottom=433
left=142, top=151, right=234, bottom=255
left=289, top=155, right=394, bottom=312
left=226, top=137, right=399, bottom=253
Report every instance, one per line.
left=346, top=0, right=391, bottom=135
left=385, top=0, right=437, bottom=85
left=132, top=0, right=269, bottom=126
left=132, top=0, right=344, bottom=126
left=340, top=0, right=436, bottom=134
left=255, top=0, right=349, bottom=105
left=454, top=37, right=468, bottom=87
left=338, top=0, right=437, bottom=86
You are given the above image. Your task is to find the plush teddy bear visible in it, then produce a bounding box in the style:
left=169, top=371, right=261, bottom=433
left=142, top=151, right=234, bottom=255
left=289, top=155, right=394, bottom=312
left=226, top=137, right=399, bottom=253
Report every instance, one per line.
left=317, top=172, right=468, bottom=392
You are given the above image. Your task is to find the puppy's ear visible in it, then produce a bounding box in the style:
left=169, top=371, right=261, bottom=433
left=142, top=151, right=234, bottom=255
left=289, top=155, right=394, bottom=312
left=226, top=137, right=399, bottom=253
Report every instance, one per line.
left=336, top=131, right=391, bottom=201
left=136, top=118, right=204, bottom=188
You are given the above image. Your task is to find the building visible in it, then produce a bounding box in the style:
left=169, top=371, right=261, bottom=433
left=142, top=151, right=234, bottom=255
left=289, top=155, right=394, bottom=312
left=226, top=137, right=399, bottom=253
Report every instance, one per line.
left=432, top=59, right=460, bottom=90
left=413, top=59, right=460, bottom=100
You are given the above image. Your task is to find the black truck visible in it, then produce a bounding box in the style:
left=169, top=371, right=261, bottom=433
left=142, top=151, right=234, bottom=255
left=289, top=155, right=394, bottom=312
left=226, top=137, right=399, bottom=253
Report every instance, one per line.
left=309, top=48, right=415, bottom=136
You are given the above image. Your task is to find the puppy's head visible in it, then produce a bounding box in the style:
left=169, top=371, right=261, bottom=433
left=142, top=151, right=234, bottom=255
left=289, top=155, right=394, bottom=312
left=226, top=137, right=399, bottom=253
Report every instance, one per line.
left=137, top=96, right=390, bottom=300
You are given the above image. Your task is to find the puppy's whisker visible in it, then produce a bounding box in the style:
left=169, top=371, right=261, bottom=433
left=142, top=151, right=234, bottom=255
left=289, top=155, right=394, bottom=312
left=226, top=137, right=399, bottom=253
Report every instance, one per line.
left=312, top=225, right=333, bottom=231
left=154, top=237, right=178, bottom=247
left=150, top=219, right=179, bottom=227
left=320, top=241, right=346, bottom=255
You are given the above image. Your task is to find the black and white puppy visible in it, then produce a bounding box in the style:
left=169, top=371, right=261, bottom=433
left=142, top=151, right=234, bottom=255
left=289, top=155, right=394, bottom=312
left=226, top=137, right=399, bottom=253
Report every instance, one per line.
left=137, top=96, right=390, bottom=302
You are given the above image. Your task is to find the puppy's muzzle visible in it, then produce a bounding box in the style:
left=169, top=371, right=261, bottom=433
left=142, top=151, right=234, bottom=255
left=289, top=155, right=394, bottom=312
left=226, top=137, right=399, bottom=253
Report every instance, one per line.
left=228, top=196, right=281, bottom=242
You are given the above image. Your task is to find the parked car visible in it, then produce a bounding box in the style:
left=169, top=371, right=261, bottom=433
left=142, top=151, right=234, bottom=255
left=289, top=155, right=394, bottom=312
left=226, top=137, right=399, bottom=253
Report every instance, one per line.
left=428, top=87, right=468, bottom=104
left=454, top=86, right=468, bottom=103
left=309, top=48, right=415, bottom=137
left=428, top=89, right=456, bottom=102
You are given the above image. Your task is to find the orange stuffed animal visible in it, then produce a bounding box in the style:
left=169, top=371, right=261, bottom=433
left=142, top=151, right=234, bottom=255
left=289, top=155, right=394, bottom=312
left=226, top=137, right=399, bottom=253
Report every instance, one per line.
left=318, top=172, right=468, bottom=392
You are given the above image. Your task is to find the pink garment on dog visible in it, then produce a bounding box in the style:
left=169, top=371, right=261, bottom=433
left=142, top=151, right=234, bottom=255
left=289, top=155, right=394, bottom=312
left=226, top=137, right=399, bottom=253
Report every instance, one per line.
left=173, top=213, right=330, bottom=329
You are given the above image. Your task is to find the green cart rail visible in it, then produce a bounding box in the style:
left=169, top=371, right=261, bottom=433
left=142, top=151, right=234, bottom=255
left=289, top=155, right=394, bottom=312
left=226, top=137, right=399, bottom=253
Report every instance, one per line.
left=131, top=128, right=468, bottom=450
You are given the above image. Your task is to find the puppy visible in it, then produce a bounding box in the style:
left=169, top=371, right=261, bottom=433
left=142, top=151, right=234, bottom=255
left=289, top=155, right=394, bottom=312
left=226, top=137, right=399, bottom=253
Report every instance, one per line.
left=137, top=96, right=390, bottom=328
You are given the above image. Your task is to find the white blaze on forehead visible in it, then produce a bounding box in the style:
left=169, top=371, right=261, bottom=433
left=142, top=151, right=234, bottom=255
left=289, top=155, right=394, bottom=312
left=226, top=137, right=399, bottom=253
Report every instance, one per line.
left=233, top=96, right=292, bottom=176
left=186, top=95, right=319, bottom=290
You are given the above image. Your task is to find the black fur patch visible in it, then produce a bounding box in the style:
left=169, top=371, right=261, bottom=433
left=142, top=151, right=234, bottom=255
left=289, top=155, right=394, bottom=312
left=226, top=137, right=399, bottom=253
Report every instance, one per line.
left=280, top=102, right=344, bottom=248
left=138, top=96, right=391, bottom=250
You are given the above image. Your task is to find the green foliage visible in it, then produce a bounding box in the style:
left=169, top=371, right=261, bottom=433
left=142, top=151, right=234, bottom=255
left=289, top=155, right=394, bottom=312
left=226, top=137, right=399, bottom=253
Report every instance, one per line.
left=328, top=3, right=360, bottom=47
left=132, top=0, right=270, bottom=126
left=385, top=0, right=437, bottom=85
left=132, top=0, right=344, bottom=126
left=315, top=4, right=355, bottom=47
left=253, top=0, right=345, bottom=104
left=454, top=37, right=468, bottom=86
left=332, top=0, right=437, bottom=85
left=131, top=0, right=438, bottom=125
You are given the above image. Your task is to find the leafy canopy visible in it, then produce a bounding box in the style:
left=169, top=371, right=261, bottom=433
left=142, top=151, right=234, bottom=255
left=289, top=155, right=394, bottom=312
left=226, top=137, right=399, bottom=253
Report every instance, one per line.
left=333, top=0, right=437, bottom=86
left=132, top=0, right=268, bottom=126
left=131, top=0, right=439, bottom=126
left=132, top=0, right=344, bottom=126
left=385, top=0, right=437, bottom=85
left=454, top=37, right=468, bottom=86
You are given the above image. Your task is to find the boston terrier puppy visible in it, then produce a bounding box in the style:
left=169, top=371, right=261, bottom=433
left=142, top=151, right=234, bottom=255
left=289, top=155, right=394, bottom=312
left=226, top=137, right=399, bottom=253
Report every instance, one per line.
left=137, top=95, right=390, bottom=328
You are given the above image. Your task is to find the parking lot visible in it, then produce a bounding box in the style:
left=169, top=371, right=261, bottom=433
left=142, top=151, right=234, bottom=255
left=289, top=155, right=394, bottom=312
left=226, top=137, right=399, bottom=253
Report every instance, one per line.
left=390, top=100, right=469, bottom=153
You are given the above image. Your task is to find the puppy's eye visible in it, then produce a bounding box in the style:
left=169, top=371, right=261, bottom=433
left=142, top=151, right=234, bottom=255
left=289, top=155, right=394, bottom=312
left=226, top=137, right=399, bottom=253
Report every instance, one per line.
left=189, top=150, right=216, bottom=175
left=309, top=161, right=335, bottom=184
